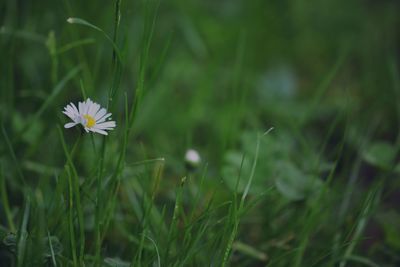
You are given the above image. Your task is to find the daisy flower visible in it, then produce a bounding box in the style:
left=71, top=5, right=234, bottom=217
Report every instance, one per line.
left=63, top=98, right=116, bottom=135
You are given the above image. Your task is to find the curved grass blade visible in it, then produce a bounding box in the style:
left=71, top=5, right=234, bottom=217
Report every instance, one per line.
left=67, top=17, right=122, bottom=65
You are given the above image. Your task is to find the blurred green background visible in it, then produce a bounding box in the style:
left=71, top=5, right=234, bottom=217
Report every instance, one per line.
left=1, top=0, right=400, bottom=266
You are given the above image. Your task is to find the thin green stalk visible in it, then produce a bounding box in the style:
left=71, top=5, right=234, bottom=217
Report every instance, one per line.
left=128, top=0, right=159, bottom=134
left=66, top=167, right=78, bottom=267
left=221, top=130, right=269, bottom=267
left=58, top=126, right=85, bottom=264
left=94, top=137, right=106, bottom=266
left=145, top=235, right=161, bottom=267
left=341, top=255, right=380, bottom=267
left=57, top=38, right=95, bottom=54
left=101, top=93, right=129, bottom=239
left=46, top=31, right=59, bottom=86
left=339, top=184, right=382, bottom=267
left=109, top=0, right=122, bottom=102
left=16, top=197, right=30, bottom=267
left=163, top=177, right=186, bottom=266
left=47, top=230, right=57, bottom=267
left=0, top=27, right=47, bottom=43
left=47, top=230, right=58, bottom=267
left=1, top=123, right=26, bottom=186
left=134, top=228, right=147, bottom=267
left=188, top=164, right=207, bottom=222
left=0, top=162, right=16, bottom=232
left=112, top=0, right=121, bottom=66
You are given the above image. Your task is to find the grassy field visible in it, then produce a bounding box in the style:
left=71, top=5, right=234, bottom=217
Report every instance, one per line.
left=1, top=0, right=400, bottom=266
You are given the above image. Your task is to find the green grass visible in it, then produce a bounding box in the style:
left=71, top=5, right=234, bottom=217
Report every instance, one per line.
left=1, top=0, right=400, bottom=266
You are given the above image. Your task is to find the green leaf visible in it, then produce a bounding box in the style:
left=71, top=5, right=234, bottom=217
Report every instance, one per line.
left=362, top=141, right=396, bottom=170
left=376, top=210, right=400, bottom=250
left=222, top=151, right=267, bottom=195
left=274, top=162, right=322, bottom=201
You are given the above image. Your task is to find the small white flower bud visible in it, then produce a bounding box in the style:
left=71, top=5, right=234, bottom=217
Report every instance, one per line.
left=185, top=149, right=201, bottom=170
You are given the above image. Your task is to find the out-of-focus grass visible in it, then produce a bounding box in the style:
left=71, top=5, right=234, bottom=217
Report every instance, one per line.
left=1, top=0, right=400, bottom=266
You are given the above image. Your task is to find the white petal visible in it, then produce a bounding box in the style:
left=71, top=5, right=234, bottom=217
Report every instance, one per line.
left=64, top=105, right=78, bottom=120
left=84, top=99, right=92, bottom=115
left=97, top=113, right=112, bottom=123
left=64, top=122, right=78, bottom=128
left=70, top=102, right=79, bottom=115
left=90, top=128, right=108, bottom=135
left=95, top=121, right=116, bottom=129
left=94, top=108, right=107, bottom=120
left=64, top=106, right=73, bottom=116
left=78, top=101, right=84, bottom=115
left=89, top=103, right=100, bottom=117
left=63, top=111, right=75, bottom=120
left=64, top=104, right=73, bottom=112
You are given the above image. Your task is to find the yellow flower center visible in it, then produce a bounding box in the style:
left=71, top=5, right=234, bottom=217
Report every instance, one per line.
left=83, top=114, right=96, bottom=128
